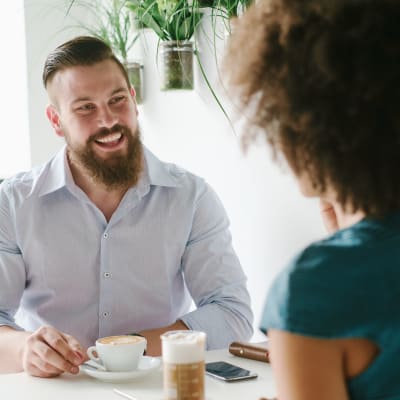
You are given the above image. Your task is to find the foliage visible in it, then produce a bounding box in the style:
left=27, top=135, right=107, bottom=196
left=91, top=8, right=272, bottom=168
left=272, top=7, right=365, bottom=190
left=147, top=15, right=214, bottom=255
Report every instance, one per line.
left=126, top=0, right=203, bottom=42
left=66, top=0, right=139, bottom=62
left=211, top=0, right=253, bottom=19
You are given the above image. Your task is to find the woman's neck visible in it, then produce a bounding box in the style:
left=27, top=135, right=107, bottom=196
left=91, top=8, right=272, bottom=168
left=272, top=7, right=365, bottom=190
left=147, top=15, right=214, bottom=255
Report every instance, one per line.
left=335, top=206, right=366, bottom=229
left=322, top=193, right=366, bottom=231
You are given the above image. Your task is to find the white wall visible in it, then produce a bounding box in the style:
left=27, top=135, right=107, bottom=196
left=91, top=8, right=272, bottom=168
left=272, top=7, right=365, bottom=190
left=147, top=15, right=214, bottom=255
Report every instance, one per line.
left=24, top=1, right=326, bottom=339
left=0, top=1, right=31, bottom=178
left=24, top=0, right=93, bottom=167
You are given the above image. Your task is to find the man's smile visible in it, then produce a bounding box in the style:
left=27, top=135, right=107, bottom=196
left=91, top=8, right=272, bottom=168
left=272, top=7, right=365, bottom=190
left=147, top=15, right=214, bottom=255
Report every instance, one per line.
left=94, top=132, right=125, bottom=150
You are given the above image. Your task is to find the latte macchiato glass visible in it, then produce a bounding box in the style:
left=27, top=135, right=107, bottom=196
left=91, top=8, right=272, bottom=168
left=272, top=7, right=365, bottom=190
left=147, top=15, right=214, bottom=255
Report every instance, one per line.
left=87, top=335, right=146, bottom=372
left=161, top=330, right=206, bottom=400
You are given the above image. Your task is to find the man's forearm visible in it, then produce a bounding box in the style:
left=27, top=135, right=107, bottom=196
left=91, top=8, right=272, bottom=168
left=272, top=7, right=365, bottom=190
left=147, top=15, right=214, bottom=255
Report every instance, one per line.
left=0, top=326, right=29, bottom=373
left=139, top=320, right=188, bottom=356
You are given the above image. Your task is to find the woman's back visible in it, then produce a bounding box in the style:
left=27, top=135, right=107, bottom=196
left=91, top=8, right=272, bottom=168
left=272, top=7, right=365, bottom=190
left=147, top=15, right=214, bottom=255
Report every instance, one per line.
left=261, top=212, right=400, bottom=398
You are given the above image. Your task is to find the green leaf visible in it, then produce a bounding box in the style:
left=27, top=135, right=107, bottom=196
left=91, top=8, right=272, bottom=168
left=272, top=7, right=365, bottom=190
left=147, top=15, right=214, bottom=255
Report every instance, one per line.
left=126, top=0, right=203, bottom=41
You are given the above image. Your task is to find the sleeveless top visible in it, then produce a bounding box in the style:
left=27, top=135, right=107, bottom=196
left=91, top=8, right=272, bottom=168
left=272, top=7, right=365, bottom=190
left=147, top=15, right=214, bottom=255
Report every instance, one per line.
left=261, top=212, right=400, bottom=399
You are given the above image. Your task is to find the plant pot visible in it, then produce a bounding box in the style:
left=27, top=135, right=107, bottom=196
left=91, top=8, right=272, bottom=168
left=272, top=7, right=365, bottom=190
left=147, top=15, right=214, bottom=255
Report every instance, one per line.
left=125, top=61, right=144, bottom=104
left=159, top=41, right=194, bottom=91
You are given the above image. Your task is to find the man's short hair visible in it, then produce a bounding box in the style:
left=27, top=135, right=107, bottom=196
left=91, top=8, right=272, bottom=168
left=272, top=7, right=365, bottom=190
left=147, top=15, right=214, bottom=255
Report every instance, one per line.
left=43, top=36, right=130, bottom=89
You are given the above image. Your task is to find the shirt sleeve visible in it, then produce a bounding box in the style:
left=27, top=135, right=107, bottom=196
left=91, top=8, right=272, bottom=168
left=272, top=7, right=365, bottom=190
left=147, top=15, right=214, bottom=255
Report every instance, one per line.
left=0, top=181, right=26, bottom=331
left=179, top=183, right=253, bottom=349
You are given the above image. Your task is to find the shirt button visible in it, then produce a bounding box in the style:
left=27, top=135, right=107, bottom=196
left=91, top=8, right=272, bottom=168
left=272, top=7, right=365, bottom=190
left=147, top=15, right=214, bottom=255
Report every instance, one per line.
left=102, top=312, right=110, bottom=318
left=103, top=232, right=109, bottom=239
left=104, top=272, right=112, bottom=278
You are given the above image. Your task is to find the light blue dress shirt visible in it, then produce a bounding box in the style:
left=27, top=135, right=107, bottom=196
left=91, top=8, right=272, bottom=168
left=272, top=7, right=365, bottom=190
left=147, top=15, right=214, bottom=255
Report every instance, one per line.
left=0, top=146, right=253, bottom=349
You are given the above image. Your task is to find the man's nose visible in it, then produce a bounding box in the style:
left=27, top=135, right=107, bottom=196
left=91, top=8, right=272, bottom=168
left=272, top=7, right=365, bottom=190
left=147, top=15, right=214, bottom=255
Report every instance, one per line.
left=97, top=106, right=118, bottom=127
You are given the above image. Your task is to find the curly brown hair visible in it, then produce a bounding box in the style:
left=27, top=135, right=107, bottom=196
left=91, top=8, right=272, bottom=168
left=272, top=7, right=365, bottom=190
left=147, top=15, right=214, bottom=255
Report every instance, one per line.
left=224, top=0, right=400, bottom=216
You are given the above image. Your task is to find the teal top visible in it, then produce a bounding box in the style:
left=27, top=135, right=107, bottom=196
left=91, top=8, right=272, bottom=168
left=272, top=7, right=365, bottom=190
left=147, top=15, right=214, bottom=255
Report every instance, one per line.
left=261, top=212, right=400, bottom=399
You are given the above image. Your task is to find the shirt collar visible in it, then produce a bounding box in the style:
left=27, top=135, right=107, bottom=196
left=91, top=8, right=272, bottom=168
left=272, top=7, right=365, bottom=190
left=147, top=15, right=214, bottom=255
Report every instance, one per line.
left=143, top=147, right=180, bottom=188
left=37, top=146, right=73, bottom=197
left=37, top=145, right=179, bottom=197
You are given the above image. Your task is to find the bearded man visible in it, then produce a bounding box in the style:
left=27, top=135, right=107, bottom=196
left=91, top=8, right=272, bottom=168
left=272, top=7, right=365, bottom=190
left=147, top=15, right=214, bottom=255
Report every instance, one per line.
left=0, top=36, right=253, bottom=378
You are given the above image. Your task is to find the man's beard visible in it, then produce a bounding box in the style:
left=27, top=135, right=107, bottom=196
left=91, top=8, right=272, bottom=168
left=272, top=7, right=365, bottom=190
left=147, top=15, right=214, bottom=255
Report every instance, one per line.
left=66, top=124, right=144, bottom=190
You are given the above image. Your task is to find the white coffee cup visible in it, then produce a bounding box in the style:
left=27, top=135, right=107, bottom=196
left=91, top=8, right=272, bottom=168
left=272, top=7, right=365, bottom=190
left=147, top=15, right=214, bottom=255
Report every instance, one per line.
left=87, top=335, right=146, bottom=372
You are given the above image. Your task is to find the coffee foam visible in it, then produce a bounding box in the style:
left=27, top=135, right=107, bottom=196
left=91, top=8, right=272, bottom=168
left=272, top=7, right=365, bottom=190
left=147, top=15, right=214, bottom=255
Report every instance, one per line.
left=98, top=335, right=144, bottom=345
left=162, top=331, right=206, bottom=363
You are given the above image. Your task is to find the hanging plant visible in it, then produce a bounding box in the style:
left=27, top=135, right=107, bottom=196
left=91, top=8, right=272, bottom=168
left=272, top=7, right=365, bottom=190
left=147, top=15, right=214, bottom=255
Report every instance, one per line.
left=126, top=0, right=202, bottom=42
left=126, top=0, right=202, bottom=90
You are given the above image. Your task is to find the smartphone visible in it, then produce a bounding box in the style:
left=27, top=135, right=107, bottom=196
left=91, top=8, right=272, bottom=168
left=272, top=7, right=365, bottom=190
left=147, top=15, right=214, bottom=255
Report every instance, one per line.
left=205, top=361, right=258, bottom=382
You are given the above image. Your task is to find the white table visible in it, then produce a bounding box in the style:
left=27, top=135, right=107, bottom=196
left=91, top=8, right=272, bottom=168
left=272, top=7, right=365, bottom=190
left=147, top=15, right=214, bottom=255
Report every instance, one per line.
left=0, top=349, right=276, bottom=399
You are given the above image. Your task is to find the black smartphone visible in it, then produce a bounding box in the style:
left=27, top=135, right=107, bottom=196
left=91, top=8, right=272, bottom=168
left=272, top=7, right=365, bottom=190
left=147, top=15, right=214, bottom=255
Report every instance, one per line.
left=205, top=361, right=258, bottom=382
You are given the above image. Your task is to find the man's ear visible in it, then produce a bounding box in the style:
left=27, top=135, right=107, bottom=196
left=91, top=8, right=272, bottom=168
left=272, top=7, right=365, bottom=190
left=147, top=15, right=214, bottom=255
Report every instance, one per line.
left=129, top=86, right=136, bottom=99
left=129, top=87, right=139, bottom=116
left=46, top=104, right=64, bottom=137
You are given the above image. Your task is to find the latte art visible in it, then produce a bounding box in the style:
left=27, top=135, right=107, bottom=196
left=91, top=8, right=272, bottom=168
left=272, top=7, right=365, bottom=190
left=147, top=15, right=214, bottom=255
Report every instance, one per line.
left=98, top=335, right=144, bottom=345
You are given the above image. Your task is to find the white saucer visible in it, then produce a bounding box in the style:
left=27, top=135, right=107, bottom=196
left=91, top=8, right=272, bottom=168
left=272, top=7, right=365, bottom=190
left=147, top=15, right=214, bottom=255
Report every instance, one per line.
left=80, top=356, right=161, bottom=382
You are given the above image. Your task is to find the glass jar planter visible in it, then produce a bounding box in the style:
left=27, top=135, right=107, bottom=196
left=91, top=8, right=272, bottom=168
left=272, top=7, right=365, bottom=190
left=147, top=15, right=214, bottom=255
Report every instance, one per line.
left=125, top=61, right=144, bottom=104
left=159, top=41, right=194, bottom=91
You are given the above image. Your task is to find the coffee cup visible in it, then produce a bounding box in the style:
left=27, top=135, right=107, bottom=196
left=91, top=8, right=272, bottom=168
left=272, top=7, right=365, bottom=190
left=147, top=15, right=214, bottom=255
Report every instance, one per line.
left=87, top=335, right=146, bottom=372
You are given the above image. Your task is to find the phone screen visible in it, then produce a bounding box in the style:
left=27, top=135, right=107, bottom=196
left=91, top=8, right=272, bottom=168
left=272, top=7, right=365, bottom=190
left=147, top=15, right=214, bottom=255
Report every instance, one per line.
left=205, top=361, right=258, bottom=382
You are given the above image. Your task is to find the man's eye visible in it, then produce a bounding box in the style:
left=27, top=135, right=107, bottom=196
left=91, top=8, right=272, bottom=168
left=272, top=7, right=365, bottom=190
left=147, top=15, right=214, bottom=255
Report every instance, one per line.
left=77, top=104, right=95, bottom=111
left=110, top=96, right=125, bottom=105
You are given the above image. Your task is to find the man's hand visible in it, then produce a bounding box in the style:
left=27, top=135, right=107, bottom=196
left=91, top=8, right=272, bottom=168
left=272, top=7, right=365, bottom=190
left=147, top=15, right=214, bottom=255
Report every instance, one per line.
left=139, top=320, right=189, bottom=356
left=21, top=326, right=85, bottom=378
left=319, top=199, right=339, bottom=233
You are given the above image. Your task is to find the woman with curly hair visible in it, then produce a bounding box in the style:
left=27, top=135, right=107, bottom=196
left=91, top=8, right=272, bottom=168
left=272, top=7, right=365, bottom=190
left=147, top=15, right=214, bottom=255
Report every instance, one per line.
left=225, top=0, right=400, bottom=399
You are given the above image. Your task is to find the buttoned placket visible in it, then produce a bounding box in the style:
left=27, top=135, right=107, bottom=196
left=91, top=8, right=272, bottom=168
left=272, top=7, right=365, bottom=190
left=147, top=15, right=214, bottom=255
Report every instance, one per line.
left=97, top=187, right=147, bottom=338
left=98, top=226, right=113, bottom=337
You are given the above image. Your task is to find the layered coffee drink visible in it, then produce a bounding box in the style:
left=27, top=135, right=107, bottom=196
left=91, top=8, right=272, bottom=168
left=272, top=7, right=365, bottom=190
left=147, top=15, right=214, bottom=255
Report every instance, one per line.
left=161, top=331, right=206, bottom=400
left=98, top=335, right=144, bottom=345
